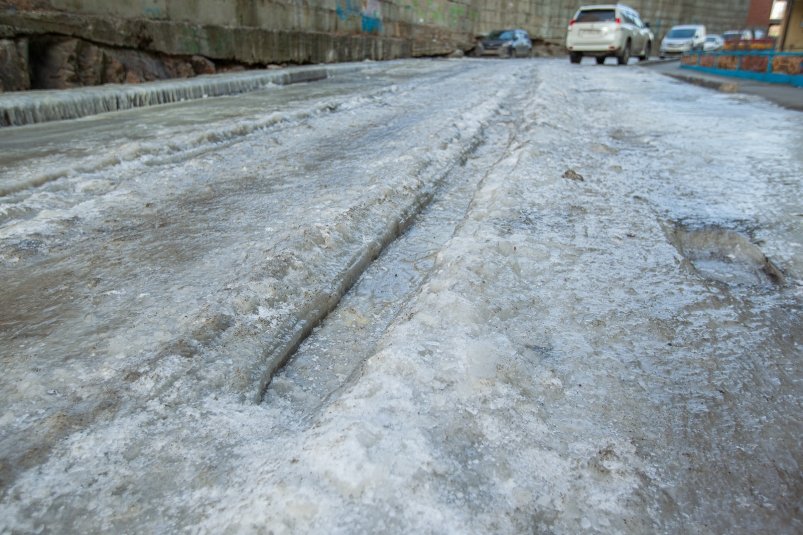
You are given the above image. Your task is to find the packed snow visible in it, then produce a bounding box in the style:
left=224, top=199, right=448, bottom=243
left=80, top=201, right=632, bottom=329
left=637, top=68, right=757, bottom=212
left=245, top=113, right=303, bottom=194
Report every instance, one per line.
left=1, top=59, right=801, bottom=533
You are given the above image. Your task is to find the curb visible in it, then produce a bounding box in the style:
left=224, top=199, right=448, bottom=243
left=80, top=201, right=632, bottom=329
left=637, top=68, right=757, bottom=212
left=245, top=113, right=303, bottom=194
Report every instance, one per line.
left=663, top=72, right=740, bottom=93
left=636, top=57, right=680, bottom=67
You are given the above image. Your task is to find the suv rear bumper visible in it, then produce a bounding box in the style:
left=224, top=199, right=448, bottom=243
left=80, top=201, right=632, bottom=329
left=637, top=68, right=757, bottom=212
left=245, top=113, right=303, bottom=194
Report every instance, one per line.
left=566, top=43, right=625, bottom=56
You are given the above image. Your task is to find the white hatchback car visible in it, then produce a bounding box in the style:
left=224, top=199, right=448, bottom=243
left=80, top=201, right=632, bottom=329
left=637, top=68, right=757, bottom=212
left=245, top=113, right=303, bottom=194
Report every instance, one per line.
left=565, top=4, right=654, bottom=65
left=703, top=34, right=725, bottom=51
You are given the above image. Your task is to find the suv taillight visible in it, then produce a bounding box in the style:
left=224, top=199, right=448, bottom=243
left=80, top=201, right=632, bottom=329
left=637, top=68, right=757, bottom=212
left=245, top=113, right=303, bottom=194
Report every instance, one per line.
left=569, top=19, right=576, bottom=27
left=615, top=17, right=622, bottom=24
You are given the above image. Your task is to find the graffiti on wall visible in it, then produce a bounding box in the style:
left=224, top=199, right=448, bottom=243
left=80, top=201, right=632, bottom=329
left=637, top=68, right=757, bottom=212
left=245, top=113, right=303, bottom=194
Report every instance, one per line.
left=337, top=0, right=383, bottom=33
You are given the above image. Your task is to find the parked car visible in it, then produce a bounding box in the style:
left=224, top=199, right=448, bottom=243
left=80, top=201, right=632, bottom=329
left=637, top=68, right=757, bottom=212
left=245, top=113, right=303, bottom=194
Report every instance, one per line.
left=565, top=4, right=654, bottom=65
left=659, top=25, right=706, bottom=57
left=473, top=29, right=533, bottom=58
left=703, top=34, right=725, bottom=51
left=722, top=29, right=753, bottom=41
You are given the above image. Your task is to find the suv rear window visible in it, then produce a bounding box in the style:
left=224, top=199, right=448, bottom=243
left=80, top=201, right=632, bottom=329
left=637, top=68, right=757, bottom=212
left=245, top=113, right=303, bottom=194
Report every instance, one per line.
left=576, top=9, right=616, bottom=23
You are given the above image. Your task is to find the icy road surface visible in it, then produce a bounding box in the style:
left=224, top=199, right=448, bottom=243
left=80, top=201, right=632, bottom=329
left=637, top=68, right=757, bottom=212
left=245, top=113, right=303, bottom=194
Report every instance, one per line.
left=1, top=59, right=801, bottom=533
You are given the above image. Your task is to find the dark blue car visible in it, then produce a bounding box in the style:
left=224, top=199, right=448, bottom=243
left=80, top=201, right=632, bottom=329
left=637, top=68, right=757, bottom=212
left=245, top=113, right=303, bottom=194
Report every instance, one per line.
left=473, top=29, right=533, bottom=58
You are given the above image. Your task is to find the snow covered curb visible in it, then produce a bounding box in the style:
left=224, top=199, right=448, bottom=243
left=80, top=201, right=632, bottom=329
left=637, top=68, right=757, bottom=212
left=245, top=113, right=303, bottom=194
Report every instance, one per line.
left=0, top=62, right=369, bottom=127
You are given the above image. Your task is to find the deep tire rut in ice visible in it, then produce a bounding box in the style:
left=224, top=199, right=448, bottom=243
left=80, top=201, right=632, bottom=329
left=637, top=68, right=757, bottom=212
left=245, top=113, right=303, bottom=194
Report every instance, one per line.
left=261, top=95, right=528, bottom=418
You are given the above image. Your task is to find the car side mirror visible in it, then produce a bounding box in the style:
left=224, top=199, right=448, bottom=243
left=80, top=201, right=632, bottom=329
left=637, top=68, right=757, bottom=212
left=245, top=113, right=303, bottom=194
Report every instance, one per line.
left=645, top=22, right=650, bottom=28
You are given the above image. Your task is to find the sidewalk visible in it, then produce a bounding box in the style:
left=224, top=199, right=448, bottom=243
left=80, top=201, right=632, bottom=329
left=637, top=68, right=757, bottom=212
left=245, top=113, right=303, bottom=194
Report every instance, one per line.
left=641, top=59, right=803, bottom=111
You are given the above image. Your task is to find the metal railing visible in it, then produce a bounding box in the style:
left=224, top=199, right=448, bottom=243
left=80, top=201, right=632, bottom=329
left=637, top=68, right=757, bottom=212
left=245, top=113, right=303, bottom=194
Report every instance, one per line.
left=680, top=50, right=803, bottom=87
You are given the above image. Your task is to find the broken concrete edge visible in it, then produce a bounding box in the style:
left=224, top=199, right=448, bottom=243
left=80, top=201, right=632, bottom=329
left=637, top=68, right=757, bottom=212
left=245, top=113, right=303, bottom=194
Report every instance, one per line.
left=662, top=71, right=741, bottom=93
left=0, top=62, right=374, bottom=126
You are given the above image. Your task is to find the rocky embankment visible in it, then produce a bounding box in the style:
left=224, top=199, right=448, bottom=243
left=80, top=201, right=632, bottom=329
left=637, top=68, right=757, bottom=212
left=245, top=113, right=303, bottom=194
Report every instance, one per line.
left=0, top=33, right=244, bottom=92
left=0, top=0, right=272, bottom=92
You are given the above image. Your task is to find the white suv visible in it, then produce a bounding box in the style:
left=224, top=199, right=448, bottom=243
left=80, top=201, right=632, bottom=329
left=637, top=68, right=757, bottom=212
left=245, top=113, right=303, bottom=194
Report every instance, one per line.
left=566, top=4, right=654, bottom=65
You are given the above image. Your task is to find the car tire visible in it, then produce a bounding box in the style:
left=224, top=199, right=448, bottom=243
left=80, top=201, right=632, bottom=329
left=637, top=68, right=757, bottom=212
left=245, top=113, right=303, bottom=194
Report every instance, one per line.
left=617, top=41, right=631, bottom=65
left=595, top=56, right=605, bottom=65
left=570, top=52, right=582, bottom=64
left=639, top=42, right=651, bottom=61
left=509, top=46, right=516, bottom=59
